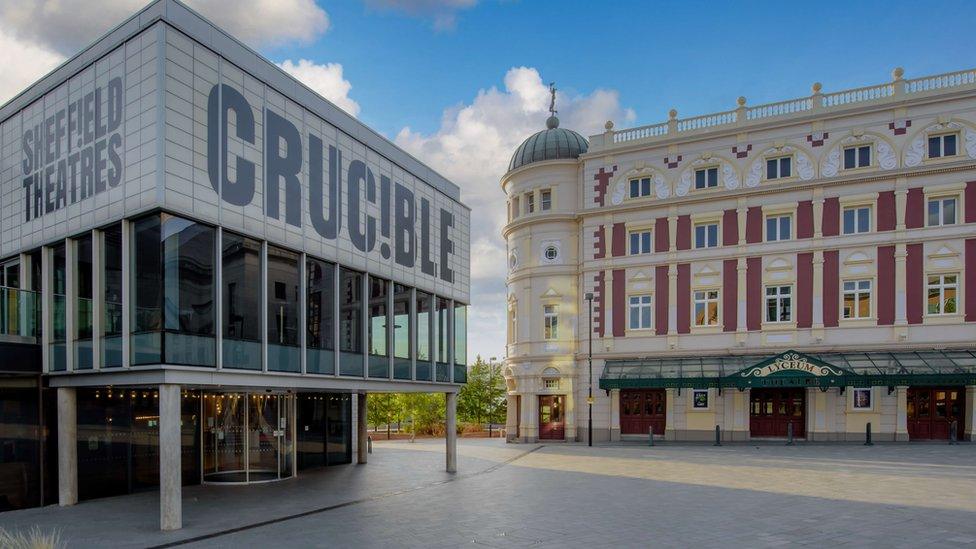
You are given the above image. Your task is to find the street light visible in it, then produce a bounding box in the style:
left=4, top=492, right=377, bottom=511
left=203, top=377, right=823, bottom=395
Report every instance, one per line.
left=488, top=356, right=497, bottom=439
left=584, top=292, right=593, bottom=447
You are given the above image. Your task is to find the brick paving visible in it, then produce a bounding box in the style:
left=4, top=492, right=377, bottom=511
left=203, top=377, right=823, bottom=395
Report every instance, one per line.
left=2, top=440, right=975, bottom=548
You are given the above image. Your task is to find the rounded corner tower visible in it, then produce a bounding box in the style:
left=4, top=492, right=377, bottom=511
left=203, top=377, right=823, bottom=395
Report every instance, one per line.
left=501, top=111, right=588, bottom=443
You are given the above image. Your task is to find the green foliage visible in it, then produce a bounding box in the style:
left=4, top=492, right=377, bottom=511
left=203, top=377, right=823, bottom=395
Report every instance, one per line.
left=398, top=393, right=446, bottom=435
left=457, top=355, right=506, bottom=425
left=366, top=393, right=399, bottom=434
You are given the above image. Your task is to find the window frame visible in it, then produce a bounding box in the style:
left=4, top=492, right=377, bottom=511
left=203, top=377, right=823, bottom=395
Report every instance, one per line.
left=629, top=177, right=652, bottom=199
left=540, top=189, right=552, bottom=211
left=525, top=192, right=535, bottom=214
left=842, top=279, right=873, bottom=320
left=927, top=195, right=958, bottom=227
left=926, top=273, right=959, bottom=316
left=765, top=155, right=793, bottom=180
left=765, top=213, right=792, bottom=242
left=842, top=205, right=873, bottom=235
left=543, top=304, right=558, bottom=340
left=694, top=166, right=719, bottom=190
left=629, top=229, right=652, bottom=255
left=628, top=294, right=652, bottom=331
left=927, top=132, right=959, bottom=159
left=764, top=284, right=793, bottom=324
left=843, top=144, right=872, bottom=170
left=693, top=289, right=720, bottom=327
left=852, top=387, right=873, bottom=411
left=694, top=222, right=719, bottom=249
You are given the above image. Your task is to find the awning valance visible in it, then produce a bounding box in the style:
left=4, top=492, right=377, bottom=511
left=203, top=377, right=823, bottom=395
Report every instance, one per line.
left=599, top=349, right=976, bottom=390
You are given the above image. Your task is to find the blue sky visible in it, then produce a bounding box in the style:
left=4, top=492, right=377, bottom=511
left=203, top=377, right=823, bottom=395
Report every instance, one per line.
left=2, top=0, right=975, bottom=363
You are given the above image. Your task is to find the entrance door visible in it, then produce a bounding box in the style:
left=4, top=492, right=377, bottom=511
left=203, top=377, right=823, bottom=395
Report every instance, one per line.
left=750, top=388, right=805, bottom=438
left=620, top=389, right=666, bottom=435
left=203, top=392, right=293, bottom=483
left=907, top=387, right=965, bottom=440
left=538, top=395, right=564, bottom=440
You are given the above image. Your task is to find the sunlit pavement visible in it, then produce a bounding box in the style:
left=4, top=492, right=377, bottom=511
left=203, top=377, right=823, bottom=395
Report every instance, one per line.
left=3, top=439, right=976, bottom=547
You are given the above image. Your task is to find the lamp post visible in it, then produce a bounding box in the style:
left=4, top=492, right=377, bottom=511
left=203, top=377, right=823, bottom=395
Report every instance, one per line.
left=585, top=292, right=593, bottom=447
left=488, top=356, right=497, bottom=439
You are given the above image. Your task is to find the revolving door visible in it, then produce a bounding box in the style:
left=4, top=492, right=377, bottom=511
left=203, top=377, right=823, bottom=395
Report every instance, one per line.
left=202, top=393, right=295, bottom=483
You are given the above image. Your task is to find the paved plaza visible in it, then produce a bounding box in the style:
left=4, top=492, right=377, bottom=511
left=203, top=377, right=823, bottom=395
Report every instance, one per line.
left=3, top=439, right=976, bottom=547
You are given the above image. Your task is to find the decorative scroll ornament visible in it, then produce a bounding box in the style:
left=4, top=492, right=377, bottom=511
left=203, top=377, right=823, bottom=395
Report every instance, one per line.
left=722, top=162, right=740, bottom=190
left=795, top=150, right=815, bottom=179
left=678, top=157, right=738, bottom=194
left=609, top=182, right=627, bottom=206
left=747, top=145, right=815, bottom=185
left=904, top=134, right=926, bottom=167
left=820, top=146, right=841, bottom=177
left=677, top=170, right=692, bottom=196
left=610, top=170, right=667, bottom=205
left=656, top=176, right=671, bottom=199
left=967, top=127, right=976, bottom=158
left=876, top=139, right=896, bottom=169
left=744, top=158, right=763, bottom=187
left=905, top=121, right=976, bottom=166
left=739, top=352, right=846, bottom=378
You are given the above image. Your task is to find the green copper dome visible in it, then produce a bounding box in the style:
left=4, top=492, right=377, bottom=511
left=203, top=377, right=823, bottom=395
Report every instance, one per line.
left=508, top=116, right=588, bottom=172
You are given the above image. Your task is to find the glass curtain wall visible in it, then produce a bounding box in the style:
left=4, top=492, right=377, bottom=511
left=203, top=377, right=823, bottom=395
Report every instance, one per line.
left=131, top=214, right=215, bottom=366
left=222, top=232, right=262, bottom=370
left=392, top=284, right=412, bottom=380
left=51, top=244, right=67, bottom=371
left=267, top=246, right=299, bottom=372
left=367, top=276, right=389, bottom=378
left=0, top=377, right=43, bottom=511
left=306, top=258, right=335, bottom=374
left=75, top=235, right=94, bottom=369
left=202, top=392, right=294, bottom=483
left=435, top=297, right=450, bottom=382
left=453, top=303, right=467, bottom=383
left=415, top=291, right=432, bottom=381
left=102, top=224, right=123, bottom=367
left=338, top=268, right=363, bottom=376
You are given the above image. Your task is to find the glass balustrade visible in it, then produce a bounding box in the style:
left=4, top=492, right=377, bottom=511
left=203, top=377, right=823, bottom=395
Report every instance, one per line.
left=0, top=287, right=39, bottom=340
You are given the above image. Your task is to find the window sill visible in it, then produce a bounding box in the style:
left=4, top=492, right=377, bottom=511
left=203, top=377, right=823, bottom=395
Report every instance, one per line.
left=839, top=318, right=875, bottom=328
left=690, top=325, right=722, bottom=334
left=923, top=313, right=963, bottom=325
left=761, top=322, right=797, bottom=331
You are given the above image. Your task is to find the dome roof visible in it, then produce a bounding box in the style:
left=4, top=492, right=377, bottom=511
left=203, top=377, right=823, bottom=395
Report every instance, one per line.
left=508, top=116, right=588, bottom=172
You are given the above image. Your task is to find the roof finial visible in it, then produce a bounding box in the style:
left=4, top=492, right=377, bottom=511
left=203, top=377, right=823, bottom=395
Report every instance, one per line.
left=546, top=82, right=559, bottom=129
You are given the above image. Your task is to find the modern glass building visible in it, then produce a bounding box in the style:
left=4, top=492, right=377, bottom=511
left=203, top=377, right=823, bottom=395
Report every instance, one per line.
left=0, top=0, right=470, bottom=530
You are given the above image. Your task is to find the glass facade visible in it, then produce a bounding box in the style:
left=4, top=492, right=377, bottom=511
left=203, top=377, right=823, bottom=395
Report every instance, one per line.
left=306, top=258, right=335, bottom=374
left=102, top=224, right=123, bottom=367
left=339, top=268, right=363, bottom=376
left=51, top=244, right=67, bottom=371
left=392, top=284, right=412, bottom=380
left=75, top=235, right=94, bottom=370
left=223, top=232, right=262, bottom=370
left=267, top=246, right=300, bottom=372
left=368, top=276, right=389, bottom=378
left=296, top=393, right=352, bottom=470
left=416, top=291, right=432, bottom=381
left=454, top=303, right=467, bottom=383
left=0, top=378, right=54, bottom=511
left=435, top=297, right=450, bottom=382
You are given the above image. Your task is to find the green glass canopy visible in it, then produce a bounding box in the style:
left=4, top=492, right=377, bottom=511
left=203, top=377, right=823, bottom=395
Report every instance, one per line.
left=599, top=349, right=976, bottom=390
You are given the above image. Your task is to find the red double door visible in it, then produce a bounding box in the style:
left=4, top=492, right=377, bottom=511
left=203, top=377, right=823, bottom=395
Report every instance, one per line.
left=907, top=387, right=965, bottom=440
left=620, top=389, right=666, bottom=435
left=750, top=388, right=805, bottom=438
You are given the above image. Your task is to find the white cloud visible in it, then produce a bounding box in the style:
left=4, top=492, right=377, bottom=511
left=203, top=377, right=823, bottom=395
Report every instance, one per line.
left=395, top=66, right=635, bottom=361
left=364, top=0, right=478, bottom=31
left=0, top=28, right=64, bottom=107
left=277, top=59, right=360, bottom=117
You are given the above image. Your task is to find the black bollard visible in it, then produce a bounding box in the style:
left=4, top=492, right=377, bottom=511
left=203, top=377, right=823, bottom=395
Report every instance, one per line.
left=950, top=420, right=958, bottom=445
left=648, top=426, right=655, bottom=447
left=367, top=435, right=373, bottom=454
left=786, top=421, right=794, bottom=446
left=864, top=422, right=873, bottom=446
left=714, top=425, right=721, bottom=446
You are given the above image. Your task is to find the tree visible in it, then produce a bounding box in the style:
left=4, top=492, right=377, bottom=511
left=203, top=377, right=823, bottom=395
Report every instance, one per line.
left=397, top=393, right=445, bottom=436
left=458, top=355, right=506, bottom=429
left=367, top=393, right=399, bottom=439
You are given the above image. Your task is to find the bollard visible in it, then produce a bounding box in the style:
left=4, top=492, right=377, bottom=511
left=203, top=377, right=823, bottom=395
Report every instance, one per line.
left=648, top=426, right=655, bottom=447
left=864, top=422, right=873, bottom=446
left=367, top=435, right=373, bottom=454
left=786, top=421, right=794, bottom=446
left=950, top=420, right=958, bottom=445
left=714, top=425, right=721, bottom=446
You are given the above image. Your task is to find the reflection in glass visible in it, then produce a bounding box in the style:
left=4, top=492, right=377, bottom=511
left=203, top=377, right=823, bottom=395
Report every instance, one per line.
left=368, top=276, right=389, bottom=378
left=435, top=297, right=450, bottom=382
left=306, top=258, right=335, bottom=374
left=51, top=244, right=67, bottom=371
left=223, top=232, right=262, bottom=370
left=339, top=268, right=363, bottom=376
left=102, top=224, right=123, bottom=367
left=267, top=246, right=299, bottom=372
left=415, top=291, right=431, bottom=381
left=131, top=216, right=162, bottom=363
left=75, top=235, right=93, bottom=369
left=453, top=303, right=467, bottom=383
left=393, top=284, right=411, bottom=380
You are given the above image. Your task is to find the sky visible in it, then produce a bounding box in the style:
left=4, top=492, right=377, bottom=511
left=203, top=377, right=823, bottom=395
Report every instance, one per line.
left=2, top=0, right=975, bottom=363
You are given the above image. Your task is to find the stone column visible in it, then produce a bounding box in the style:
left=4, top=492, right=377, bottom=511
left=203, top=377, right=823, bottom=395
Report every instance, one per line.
left=446, top=392, right=458, bottom=473
left=57, top=387, right=77, bottom=506
left=664, top=388, right=676, bottom=441
left=563, top=382, right=576, bottom=441
left=357, top=392, right=368, bottom=464
left=963, top=386, right=976, bottom=442
left=894, top=244, right=908, bottom=326
left=521, top=393, right=538, bottom=442
left=609, top=389, right=621, bottom=442
left=159, top=384, right=182, bottom=530
left=736, top=258, right=747, bottom=342
left=667, top=265, right=678, bottom=336
left=896, top=386, right=910, bottom=441
left=812, top=251, right=825, bottom=334
left=505, top=394, right=518, bottom=441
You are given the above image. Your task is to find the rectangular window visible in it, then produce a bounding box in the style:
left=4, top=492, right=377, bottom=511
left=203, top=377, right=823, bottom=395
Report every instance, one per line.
left=843, top=206, right=872, bottom=234
left=695, top=167, right=719, bottom=190
left=927, top=197, right=957, bottom=227
left=927, top=274, right=958, bottom=315
left=306, top=257, right=335, bottom=374
left=694, top=222, right=719, bottom=249
left=416, top=291, right=432, bottom=381
left=853, top=388, right=872, bottom=410
left=50, top=243, right=67, bottom=371
left=540, top=189, right=552, bottom=211
left=435, top=297, right=450, bottom=381
left=392, top=283, right=412, bottom=380
left=843, top=144, right=871, bottom=169
left=543, top=378, right=560, bottom=390
left=692, top=389, right=709, bottom=409
left=629, top=177, right=652, bottom=198
left=693, top=290, right=720, bottom=327
left=102, top=224, right=123, bottom=367
left=766, top=156, right=792, bottom=180
left=454, top=302, right=467, bottom=383
left=525, top=193, right=535, bottom=214
left=765, top=285, right=793, bottom=323
left=628, top=295, right=652, bottom=330
left=367, top=276, right=389, bottom=378
left=543, top=304, right=558, bottom=339
left=511, top=196, right=520, bottom=219
left=928, top=133, right=958, bottom=158
left=339, top=268, right=364, bottom=376
left=629, top=230, right=652, bottom=255
left=765, top=214, right=792, bottom=242
left=842, top=279, right=872, bottom=319
left=267, top=245, right=300, bottom=372
left=74, top=235, right=93, bottom=370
